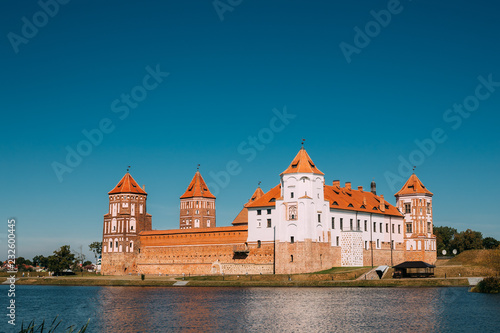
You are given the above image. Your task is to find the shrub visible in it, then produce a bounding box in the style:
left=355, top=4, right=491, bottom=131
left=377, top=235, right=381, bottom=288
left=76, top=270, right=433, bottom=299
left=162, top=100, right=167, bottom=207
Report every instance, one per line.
left=141, top=274, right=145, bottom=281
left=472, top=277, right=500, bottom=294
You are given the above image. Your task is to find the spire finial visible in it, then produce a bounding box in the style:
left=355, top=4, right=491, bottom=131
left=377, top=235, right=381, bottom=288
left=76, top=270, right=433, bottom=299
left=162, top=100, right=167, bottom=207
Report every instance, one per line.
left=127, top=165, right=131, bottom=172
left=301, top=138, right=305, bottom=148
left=258, top=181, right=261, bottom=187
left=197, top=164, right=200, bottom=171
left=412, top=166, right=416, bottom=172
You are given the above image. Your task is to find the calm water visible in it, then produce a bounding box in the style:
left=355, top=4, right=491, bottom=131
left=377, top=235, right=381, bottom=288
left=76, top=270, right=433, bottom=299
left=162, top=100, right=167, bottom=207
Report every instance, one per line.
left=0, top=285, right=499, bottom=332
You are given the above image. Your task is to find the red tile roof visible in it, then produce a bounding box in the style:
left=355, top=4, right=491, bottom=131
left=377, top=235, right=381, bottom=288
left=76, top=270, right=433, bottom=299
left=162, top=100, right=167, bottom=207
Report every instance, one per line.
left=324, top=185, right=402, bottom=217
left=231, top=187, right=265, bottom=226
left=180, top=171, right=216, bottom=199
left=281, top=147, right=324, bottom=175
left=108, top=173, right=147, bottom=195
left=246, top=184, right=282, bottom=208
left=395, top=174, right=433, bottom=196
left=246, top=183, right=402, bottom=216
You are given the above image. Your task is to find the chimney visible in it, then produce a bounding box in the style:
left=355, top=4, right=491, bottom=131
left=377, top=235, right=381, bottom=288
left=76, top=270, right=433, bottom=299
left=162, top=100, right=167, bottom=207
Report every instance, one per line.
left=358, top=186, right=363, bottom=191
left=379, top=194, right=385, bottom=212
left=332, top=180, right=340, bottom=187
left=142, top=185, right=146, bottom=191
left=345, top=182, right=351, bottom=190
left=371, top=180, right=376, bottom=195
left=363, top=196, right=367, bottom=206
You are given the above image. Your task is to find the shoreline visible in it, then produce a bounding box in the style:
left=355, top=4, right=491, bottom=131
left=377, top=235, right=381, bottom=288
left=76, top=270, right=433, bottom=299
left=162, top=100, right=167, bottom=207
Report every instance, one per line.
left=6, top=276, right=471, bottom=288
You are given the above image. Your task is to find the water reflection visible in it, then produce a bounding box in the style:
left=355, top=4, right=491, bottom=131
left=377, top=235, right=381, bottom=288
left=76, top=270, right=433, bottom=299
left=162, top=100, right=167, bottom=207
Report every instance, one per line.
left=2, top=286, right=499, bottom=332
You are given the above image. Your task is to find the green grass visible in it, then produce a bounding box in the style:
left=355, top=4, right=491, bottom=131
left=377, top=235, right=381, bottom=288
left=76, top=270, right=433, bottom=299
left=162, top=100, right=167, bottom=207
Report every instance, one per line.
left=15, top=278, right=175, bottom=287
left=312, top=266, right=371, bottom=274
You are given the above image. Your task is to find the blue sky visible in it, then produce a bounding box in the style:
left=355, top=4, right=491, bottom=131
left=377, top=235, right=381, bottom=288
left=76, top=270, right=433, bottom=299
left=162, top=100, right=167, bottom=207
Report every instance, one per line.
left=1, top=0, right=499, bottom=261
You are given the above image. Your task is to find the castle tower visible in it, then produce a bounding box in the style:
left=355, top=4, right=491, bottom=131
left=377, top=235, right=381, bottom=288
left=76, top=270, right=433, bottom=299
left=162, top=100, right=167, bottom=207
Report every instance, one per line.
left=277, top=146, right=327, bottom=243
left=395, top=173, right=437, bottom=263
left=180, top=170, right=216, bottom=229
left=101, top=172, right=152, bottom=274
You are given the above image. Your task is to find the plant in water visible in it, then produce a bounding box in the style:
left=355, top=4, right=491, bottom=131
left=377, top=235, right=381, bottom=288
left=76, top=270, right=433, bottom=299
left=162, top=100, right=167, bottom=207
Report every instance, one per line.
left=19, top=316, right=89, bottom=333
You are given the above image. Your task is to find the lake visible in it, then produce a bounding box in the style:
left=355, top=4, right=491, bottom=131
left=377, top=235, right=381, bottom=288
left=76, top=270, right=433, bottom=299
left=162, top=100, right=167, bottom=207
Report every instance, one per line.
left=1, top=286, right=499, bottom=332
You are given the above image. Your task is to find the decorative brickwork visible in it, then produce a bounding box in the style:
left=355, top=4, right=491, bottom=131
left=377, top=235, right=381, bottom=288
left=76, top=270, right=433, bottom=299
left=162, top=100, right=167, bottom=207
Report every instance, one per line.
left=340, top=231, right=363, bottom=266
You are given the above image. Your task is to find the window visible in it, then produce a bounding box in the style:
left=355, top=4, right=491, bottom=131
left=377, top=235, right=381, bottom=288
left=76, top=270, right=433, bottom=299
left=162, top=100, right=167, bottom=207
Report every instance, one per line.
left=364, top=220, right=367, bottom=231
left=340, top=218, right=343, bottom=231
left=291, top=192, right=294, bottom=198
left=257, top=240, right=261, bottom=248
left=386, top=223, right=389, bottom=233
left=336, top=236, right=339, bottom=246
left=195, top=219, right=200, bottom=228
left=373, top=222, right=376, bottom=232
left=131, top=226, right=134, bottom=231
left=129, top=242, right=132, bottom=248
left=318, top=214, right=321, bottom=223
left=290, top=236, right=295, bottom=244
left=404, top=203, right=411, bottom=214
left=267, top=209, right=271, bottom=214
left=291, top=255, right=294, bottom=262
left=350, top=219, right=353, bottom=230
left=392, top=224, right=394, bottom=233
left=427, top=203, right=431, bottom=214
left=109, top=241, right=112, bottom=248
left=380, top=223, right=383, bottom=233
left=406, top=223, right=412, bottom=233
left=427, top=222, right=431, bottom=232
left=267, top=219, right=272, bottom=228
left=376, top=239, right=379, bottom=248
left=332, top=217, right=335, bottom=229
left=391, top=240, right=394, bottom=249
left=365, top=241, right=368, bottom=249
left=257, top=210, right=261, bottom=215
left=207, top=220, right=211, bottom=227
left=357, top=219, right=360, bottom=231
left=288, top=204, right=297, bottom=220
left=195, top=210, right=199, bottom=214
left=398, top=225, right=401, bottom=234
left=115, top=241, right=118, bottom=248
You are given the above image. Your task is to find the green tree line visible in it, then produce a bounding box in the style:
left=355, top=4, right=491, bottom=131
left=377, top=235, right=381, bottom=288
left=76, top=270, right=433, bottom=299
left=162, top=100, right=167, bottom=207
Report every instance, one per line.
left=2, top=242, right=102, bottom=273
left=434, top=226, right=499, bottom=256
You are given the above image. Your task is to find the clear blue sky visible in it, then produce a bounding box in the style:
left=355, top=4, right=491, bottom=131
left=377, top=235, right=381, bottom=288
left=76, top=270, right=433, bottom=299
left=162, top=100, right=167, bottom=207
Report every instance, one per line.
left=1, top=0, right=499, bottom=261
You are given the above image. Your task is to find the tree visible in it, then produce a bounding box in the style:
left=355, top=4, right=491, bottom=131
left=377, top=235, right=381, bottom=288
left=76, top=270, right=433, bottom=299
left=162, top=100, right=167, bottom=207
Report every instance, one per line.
left=72, top=245, right=86, bottom=272
left=47, top=245, right=75, bottom=273
left=434, top=226, right=457, bottom=256
left=450, top=229, right=483, bottom=254
left=89, top=241, right=102, bottom=263
left=32, top=255, right=49, bottom=269
left=483, top=237, right=500, bottom=249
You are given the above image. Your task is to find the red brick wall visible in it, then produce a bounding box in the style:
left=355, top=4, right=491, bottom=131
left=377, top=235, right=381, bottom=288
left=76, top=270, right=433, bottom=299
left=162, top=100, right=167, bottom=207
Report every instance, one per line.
left=275, top=240, right=341, bottom=274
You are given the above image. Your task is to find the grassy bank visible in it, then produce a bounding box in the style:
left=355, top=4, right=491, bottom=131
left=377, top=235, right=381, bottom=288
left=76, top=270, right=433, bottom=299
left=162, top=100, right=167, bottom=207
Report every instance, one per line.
left=9, top=275, right=469, bottom=288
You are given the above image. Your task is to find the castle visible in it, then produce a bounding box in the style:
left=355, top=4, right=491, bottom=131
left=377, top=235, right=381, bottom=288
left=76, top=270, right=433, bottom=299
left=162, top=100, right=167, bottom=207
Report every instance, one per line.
left=101, top=147, right=436, bottom=275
